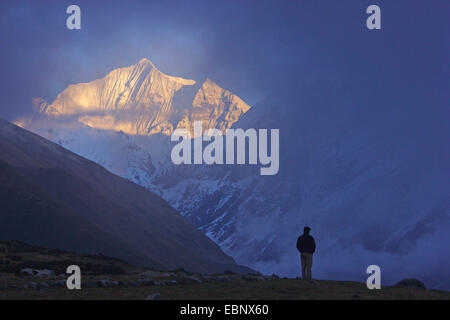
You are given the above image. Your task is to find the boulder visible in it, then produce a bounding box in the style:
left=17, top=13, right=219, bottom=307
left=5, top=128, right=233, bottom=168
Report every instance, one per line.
left=394, top=279, right=426, bottom=290
left=145, top=293, right=162, bottom=300
left=187, top=276, right=202, bottom=284
left=56, top=280, right=66, bottom=287
left=138, top=278, right=155, bottom=286
left=83, top=281, right=98, bottom=288
left=215, top=276, right=231, bottom=283
left=178, top=275, right=201, bottom=284
left=128, top=280, right=139, bottom=287
left=242, top=275, right=258, bottom=282
left=98, top=279, right=111, bottom=287
left=38, top=282, right=50, bottom=289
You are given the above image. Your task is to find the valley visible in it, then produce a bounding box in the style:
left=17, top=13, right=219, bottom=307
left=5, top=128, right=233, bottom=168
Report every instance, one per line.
left=16, top=59, right=450, bottom=290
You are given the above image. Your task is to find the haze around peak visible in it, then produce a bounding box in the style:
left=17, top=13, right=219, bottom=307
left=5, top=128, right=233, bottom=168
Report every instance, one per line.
left=18, top=58, right=251, bottom=137
left=2, top=1, right=446, bottom=123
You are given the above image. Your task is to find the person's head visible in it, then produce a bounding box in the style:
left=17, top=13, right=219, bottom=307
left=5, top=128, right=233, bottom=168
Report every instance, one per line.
left=304, top=226, right=311, bottom=234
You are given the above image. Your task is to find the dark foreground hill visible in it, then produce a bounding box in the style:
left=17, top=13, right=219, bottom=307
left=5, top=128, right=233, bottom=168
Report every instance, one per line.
left=0, top=118, right=252, bottom=274
left=0, top=241, right=448, bottom=300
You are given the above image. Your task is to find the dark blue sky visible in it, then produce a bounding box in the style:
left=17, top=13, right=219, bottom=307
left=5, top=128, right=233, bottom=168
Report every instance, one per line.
left=0, top=0, right=448, bottom=121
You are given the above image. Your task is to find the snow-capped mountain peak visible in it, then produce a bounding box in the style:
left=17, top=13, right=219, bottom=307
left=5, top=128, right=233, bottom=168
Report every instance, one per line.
left=30, top=59, right=250, bottom=137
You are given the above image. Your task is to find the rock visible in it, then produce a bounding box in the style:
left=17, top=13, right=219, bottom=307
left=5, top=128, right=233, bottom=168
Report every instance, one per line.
left=137, top=278, right=155, bottom=286
left=128, top=280, right=139, bottom=287
left=160, top=272, right=177, bottom=277
left=38, top=282, right=49, bottom=289
left=173, top=267, right=187, bottom=274
left=215, top=276, right=231, bottom=283
left=187, top=276, right=202, bottom=284
left=224, top=270, right=235, bottom=275
left=145, top=293, right=162, bottom=300
left=139, top=271, right=153, bottom=278
left=84, top=281, right=97, bottom=288
left=201, top=275, right=213, bottom=282
left=37, top=269, right=54, bottom=277
left=98, top=279, right=111, bottom=287
left=48, top=280, right=57, bottom=287
left=20, top=268, right=34, bottom=276
left=20, top=268, right=54, bottom=277
left=164, top=280, right=177, bottom=286
left=394, top=279, right=426, bottom=290
left=56, top=280, right=66, bottom=287
left=242, top=275, right=258, bottom=282
left=48, top=280, right=65, bottom=287
left=178, top=275, right=201, bottom=284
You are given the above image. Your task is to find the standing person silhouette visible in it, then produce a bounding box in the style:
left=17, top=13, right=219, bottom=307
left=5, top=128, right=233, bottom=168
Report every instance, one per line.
left=296, top=226, right=316, bottom=280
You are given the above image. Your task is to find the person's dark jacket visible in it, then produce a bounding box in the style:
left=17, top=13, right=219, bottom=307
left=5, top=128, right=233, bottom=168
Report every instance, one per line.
left=296, top=234, right=316, bottom=254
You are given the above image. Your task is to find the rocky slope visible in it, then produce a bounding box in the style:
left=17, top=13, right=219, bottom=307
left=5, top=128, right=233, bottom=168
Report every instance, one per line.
left=0, top=117, right=252, bottom=274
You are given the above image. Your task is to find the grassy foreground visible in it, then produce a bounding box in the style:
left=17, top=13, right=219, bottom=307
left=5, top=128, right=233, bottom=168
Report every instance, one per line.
left=1, top=241, right=448, bottom=300
left=1, top=279, right=449, bottom=300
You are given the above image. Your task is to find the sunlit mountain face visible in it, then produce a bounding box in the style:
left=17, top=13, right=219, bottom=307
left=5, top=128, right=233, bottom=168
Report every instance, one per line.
left=24, top=58, right=250, bottom=137
left=18, top=58, right=450, bottom=290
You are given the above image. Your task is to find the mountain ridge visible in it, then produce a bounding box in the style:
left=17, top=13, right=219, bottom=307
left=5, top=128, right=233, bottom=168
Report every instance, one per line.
left=0, top=117, right=253, bottom=274
left=24, top=58, right=250, bottom=137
